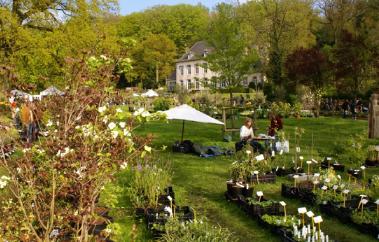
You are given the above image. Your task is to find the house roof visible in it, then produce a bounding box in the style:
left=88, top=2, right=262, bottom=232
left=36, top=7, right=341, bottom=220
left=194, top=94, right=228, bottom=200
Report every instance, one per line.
left=177, top=41, right=214, bottom=63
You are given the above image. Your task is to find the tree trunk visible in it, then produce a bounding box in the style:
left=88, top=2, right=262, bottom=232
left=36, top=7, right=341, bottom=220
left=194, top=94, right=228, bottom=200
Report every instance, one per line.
left=156, top=63, right=159, bottom=86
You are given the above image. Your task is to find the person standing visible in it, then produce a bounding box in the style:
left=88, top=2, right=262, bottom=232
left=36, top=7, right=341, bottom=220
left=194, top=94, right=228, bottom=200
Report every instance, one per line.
left=350, top=99, right=357, bottom=120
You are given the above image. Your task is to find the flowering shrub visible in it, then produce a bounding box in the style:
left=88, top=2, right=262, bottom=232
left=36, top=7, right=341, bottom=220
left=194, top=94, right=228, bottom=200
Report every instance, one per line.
left=0, top=56, right=164, bottom=241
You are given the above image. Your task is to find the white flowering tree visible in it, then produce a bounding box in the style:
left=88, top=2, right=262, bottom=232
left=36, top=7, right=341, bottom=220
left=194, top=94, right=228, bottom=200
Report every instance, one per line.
left=0, top=55, right=165, bottom=241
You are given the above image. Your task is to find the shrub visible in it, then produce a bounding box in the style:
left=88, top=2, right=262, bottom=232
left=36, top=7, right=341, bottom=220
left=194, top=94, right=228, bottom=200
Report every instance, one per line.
left=153, top=97, right=173, bottom=111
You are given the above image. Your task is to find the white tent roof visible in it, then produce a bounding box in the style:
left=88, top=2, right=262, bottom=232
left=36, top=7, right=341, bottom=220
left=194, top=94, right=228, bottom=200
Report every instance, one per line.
left=141, top=89, right=159, bottom=97
left=40, top=86, right=64, bottom=96
left=11, top=89, right=30, bottom=98
left=163, top=104, right=224, bottom=125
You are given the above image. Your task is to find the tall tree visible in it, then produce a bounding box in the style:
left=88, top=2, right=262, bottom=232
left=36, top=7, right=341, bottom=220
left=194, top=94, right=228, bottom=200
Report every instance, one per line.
left=239, top=0, right=316, bottom=96
left=118, top=4, right=209, bottom=55
left=131, top=34, right=176, bottom=88
left=286, top=47, right=331, bottom=116
left=206, top=3, right=258, bottom=106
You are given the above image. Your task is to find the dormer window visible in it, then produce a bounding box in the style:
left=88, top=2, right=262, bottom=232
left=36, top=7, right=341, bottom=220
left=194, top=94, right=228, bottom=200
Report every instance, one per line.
left=203, top=49, right=208, bottom=57
left=187, top=51, right=193, bottom=60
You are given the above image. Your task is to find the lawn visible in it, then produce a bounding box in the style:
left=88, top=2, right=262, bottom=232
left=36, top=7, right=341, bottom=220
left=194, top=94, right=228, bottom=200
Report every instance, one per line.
left=133, top=117, right=379, bottom=242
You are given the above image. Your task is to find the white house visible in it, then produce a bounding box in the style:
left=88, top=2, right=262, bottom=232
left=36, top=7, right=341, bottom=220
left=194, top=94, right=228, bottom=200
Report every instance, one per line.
left=167, top=41, right=266, bottom=92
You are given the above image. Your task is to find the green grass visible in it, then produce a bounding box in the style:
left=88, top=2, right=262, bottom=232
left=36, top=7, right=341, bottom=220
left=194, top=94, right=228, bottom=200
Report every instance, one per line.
left=132, top=117, right=379, bottom=242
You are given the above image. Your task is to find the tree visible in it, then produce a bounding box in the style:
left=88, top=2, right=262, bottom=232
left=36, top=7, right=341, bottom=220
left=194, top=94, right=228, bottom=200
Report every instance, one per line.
left=0, top=1, right=122, bottom=90
left=239, top=0, right=316, bottom=96
left=206, top=3, right=258, bottom=106
left=285, top=47, right=330, bottom=116
left=131, top=34, right=176, bottom=88
left=118, top=4, right=209, bottom=54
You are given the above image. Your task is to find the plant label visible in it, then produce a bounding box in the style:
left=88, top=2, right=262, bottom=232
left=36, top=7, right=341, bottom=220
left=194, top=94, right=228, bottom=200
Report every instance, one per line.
left=314, top=216, right=323, bottom=223
left=298, top=207, right=307, bottom=214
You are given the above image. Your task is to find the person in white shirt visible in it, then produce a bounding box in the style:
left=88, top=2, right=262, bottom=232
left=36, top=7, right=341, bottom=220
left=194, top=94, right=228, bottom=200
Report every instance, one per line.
left=237, top=118, right=264, bottom=153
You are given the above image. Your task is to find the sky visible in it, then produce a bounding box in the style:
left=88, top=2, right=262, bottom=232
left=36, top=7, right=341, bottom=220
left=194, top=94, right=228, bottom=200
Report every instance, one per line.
left=119, top=0, right=243, bottom=15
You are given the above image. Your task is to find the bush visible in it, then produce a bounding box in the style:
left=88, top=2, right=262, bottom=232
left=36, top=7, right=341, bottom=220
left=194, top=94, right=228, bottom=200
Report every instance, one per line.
left=153, top=97, right=174, bottom=111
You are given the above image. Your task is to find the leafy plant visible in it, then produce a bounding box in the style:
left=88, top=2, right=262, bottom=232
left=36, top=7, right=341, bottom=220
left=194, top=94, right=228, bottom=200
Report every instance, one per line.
left=153, top=97, right=174, bottom=111
left=159, top=218, right=236, bottom=242
left=261, top=215, right=298, bottom=229
left=332, top=134, right=368, bottom=166
left=127, top=163, right=172, bottom=209
left=351, top=210, right=379, bottom=225
left=247, top=199, right=278, bottom=208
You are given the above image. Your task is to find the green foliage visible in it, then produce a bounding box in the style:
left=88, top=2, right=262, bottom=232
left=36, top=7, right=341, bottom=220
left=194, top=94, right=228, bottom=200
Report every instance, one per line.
left=205, top=3, right=259, bottom=104
left=332, top=134, right=368, bottom=166
left=131, top=34, right=176, bottom=88
left=159, top=218, right=236, bottom=242
left=247, top=199, right=278, bottom=208
left=118, top=4, right=209, bottom=54
left=261, top=215, right=298, bottom=229
left=271, top=102, right=292, bottom=118
left=351, top=210, right=379, bottom=225
left=126, top=163, right=172, bottom=209
left=153, top=97, right=174, bottom=111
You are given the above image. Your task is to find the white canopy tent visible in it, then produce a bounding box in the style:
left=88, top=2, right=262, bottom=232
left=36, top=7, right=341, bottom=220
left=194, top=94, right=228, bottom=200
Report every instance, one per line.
left=11, top=89, right=30, bottom=98
left=141, top=89, right=159, bottom=98
left=40, top=86, right=65, bottom=97
left=163, top=104, right=224, bottom=141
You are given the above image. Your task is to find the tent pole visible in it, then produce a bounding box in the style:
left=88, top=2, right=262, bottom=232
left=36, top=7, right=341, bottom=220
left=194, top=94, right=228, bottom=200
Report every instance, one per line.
left=181, top=120, right=185, bottom=142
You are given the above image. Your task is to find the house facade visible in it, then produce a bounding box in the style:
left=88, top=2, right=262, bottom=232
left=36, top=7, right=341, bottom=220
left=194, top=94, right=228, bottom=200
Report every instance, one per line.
left=167, top=41, right=266, bottom=92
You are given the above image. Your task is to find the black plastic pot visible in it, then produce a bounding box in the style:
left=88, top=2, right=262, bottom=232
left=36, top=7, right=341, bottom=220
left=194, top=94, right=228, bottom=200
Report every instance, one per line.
left=135, top=207, right=145, bottom=219
left=250, top=173, right=276, bottom=184
left=365, top=159, right=379, bottom=167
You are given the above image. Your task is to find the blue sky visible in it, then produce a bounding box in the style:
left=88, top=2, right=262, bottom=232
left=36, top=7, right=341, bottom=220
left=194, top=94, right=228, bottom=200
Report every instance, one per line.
left=119, top=0, right=226, bottom=15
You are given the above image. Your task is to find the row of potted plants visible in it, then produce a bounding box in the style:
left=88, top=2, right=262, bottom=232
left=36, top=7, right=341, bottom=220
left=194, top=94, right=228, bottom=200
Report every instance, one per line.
left=280, top=169, right=379, bottom=239
left=225, top=182, right=334, bottom=242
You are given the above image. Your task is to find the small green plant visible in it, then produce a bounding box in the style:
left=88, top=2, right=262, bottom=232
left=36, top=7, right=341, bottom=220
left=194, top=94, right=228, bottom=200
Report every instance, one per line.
left=247, top=198, right=277, bottom=207
left=351, top=210, right=379, bottom=225
left=261, top=214, right=298, bottom=228
left=159, top=218, right=236, bottom=242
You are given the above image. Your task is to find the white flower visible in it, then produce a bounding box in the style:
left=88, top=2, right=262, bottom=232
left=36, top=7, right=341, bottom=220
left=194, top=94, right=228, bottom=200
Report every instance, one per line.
left=46, top=120, right=53, bottom=127
left=102, top=116, right=109, bottom=124
left=108, top=122, right=116, bottom=130
left=116, top=108, right=122, bottom=113
left=100, top=55, right=108, bottom=60
left=119, top=122, right=126, bottom=128
left=141, top=111, right=151, bottom=118
left=22, top=148, right=30, bottom=153
left=0, top=176, right=10, bottom=189
left=144, top=145, right=152, bottom=153
left=123, top=129, right=131, bottom=137
left=120, top=162, right=128, bottom=170
left=98, top=106, right=107, bottom=113
left=111, top=130, right=119, bottom=139
left=246, top=150, right=252, bottom=155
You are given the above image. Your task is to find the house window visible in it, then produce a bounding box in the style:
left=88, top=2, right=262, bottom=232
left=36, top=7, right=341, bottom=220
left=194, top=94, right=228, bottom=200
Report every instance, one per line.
left=195, top=64, right=199, bottom=74
left=187, top=65, right=191, bottom=75
left=253, top=76, right=258, bottom=84
left=179, top=66, right=184, bottom=75
left=187, top=79, right=192, bottom=89
left=180, top=80, right=184, bottom=89
left=204, top=63, right=208, bottom=73
left=195, top=80, right=200, bottom=89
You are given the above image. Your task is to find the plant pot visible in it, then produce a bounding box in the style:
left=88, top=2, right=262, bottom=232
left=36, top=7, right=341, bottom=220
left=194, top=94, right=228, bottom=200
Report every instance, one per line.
left=242, top=187, right=253, bottom=198
left=135, top=207, right=145, bottom=219
left=251, top=173, right=276, bottom=184
left=365, top=159, right=379, bottom=167
left=176, top=206, right=194, bottom=222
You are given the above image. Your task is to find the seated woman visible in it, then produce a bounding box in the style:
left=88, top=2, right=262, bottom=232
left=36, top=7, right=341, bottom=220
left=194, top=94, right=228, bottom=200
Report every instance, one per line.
left=236, top=118, right=264, bottom=154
